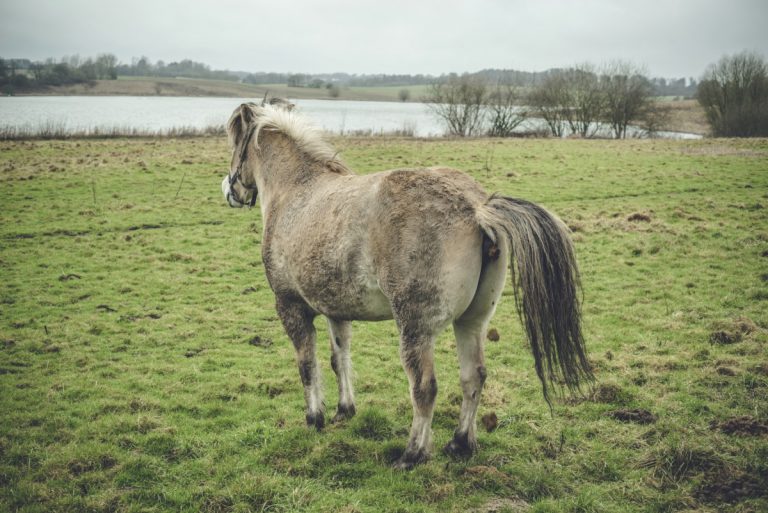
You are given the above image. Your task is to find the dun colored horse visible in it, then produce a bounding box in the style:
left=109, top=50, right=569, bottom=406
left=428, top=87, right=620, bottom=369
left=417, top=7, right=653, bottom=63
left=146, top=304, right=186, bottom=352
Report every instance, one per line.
left=221, top=99, right=592, bottom=469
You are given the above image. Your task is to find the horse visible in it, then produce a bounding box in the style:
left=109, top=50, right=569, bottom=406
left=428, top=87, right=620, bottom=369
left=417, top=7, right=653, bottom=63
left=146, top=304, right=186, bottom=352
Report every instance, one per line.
left=221, top=98, right=593, bottom=469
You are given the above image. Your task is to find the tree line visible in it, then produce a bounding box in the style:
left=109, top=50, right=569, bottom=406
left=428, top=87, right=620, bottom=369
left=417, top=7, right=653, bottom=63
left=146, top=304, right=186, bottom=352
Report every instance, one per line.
left=426, top=52, right=768, bottom=138
left=1, top=54, right=118, bottom=91
left=0, top=54, right=238, bottom=92
left=425, top=61, right=666, bottom=138
left=115, top=56, right=238, bottom=82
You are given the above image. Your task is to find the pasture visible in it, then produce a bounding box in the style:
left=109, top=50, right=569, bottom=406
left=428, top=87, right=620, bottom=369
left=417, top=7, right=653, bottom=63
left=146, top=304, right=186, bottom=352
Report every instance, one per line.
left=0, top=135, right=766, bottom=512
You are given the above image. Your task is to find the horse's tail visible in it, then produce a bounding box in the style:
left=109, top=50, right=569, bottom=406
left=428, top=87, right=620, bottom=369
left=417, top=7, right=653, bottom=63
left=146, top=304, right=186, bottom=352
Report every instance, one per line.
left=477, top=195, right=593, bottom=405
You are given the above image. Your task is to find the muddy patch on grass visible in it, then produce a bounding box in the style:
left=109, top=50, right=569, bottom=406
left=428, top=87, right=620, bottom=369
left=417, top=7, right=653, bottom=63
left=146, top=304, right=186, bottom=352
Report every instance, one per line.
left=472, top=497, right=530, bottom=512
left=627, top=212, right=652, bottom=223
left=709, top=316, right=758, bottom=345
left=248, top=336, right=273, bottom=348
left=606, top=408, right=657, bottom=424
left=589, top=383, right=633, bottom=404
left=463, top=465, right=515, bottom=492
left=696, top=469, right=768, bottom=504
left=710, top=416, right=768, bottom=436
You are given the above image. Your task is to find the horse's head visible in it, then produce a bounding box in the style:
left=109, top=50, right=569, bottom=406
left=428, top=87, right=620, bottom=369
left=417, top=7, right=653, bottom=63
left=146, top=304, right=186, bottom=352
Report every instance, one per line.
left=222, top=98, right=295, bottom=208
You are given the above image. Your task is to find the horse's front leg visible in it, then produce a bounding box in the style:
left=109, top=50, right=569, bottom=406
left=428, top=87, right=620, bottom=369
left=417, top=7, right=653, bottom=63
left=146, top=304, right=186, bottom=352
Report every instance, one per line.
left=277, top=298, right=325, bottom=430
left=327, top=318, right=356, bottom=422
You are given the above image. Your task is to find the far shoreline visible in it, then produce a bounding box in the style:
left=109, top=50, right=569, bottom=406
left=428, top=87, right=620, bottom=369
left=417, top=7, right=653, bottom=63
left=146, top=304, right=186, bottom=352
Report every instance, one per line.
left=2, top=77, right=710, bottom=136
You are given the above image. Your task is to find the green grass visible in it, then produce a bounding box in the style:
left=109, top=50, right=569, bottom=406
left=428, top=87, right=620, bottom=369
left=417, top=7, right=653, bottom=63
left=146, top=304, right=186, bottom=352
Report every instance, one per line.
left=1, top=136, right=767, bottom=512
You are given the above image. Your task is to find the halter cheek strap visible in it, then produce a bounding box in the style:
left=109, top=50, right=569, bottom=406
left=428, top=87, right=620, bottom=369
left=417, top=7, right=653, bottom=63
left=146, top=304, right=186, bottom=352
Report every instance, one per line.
left=229, top=123, right=259, bottom=208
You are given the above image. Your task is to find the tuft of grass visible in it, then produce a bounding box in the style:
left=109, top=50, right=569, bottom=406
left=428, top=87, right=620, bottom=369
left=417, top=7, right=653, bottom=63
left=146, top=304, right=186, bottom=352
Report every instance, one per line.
left=351, top=408, right=395, bottom=440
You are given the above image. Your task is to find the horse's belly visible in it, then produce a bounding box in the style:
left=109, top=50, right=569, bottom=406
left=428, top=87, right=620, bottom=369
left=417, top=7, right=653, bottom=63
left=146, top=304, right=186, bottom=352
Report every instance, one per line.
left=298, top=272, right=392, bottom=322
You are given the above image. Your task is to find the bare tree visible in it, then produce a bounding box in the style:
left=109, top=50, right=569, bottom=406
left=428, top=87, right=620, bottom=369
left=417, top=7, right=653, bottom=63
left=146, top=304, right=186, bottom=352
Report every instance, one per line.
left=697, top=51, right=768, bottom=137
left=528, top=72, right=569, bottom=137
left=486, top=82, right=527, bottom=137
left=562, top=64, right=604, bottom=137
left=425, top=74, right=488, bottom=137
left=601, top=61, right=654, bottom=139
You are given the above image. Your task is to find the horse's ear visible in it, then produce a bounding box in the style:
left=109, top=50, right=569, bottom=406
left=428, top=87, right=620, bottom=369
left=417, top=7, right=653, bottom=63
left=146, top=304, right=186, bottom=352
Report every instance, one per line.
left=227, top=103, right=256, bottom=146
left=268, top=97, right=296, bottom=111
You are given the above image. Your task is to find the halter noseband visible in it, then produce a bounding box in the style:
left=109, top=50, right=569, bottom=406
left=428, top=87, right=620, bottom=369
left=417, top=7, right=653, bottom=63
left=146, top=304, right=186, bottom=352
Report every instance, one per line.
left=228, top=123, right=259, bottom=208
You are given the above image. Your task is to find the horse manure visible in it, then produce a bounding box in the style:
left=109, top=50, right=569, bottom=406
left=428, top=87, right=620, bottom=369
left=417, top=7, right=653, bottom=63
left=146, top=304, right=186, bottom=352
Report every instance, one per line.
left=627, top=213, right=651, bottom=222
left=605, top=408, right=657, bottom=424
left=709, top=317, right=756, bottom=345
left=241, top=287, right=258, bottom=295
left=58, top=273, right=82, bottom=281
left=709, top=330, right=742, bottom=345
left=590, top=383, right=628, bottom=404
left=486, top=328, right=500, bottom=342
left=716, top=366, right=737, bottom=376
left=481, top=412, right=499, bottom=432
left=184, top=348, right=204, bottom=358
left=248, top=336, right=273, bottom=348
left=710, top=416, right=768, bottom=436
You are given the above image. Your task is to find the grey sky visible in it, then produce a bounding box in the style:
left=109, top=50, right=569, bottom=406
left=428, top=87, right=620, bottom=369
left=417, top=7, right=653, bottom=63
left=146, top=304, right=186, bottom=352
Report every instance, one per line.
left=2, top=0, right=767, bottom=78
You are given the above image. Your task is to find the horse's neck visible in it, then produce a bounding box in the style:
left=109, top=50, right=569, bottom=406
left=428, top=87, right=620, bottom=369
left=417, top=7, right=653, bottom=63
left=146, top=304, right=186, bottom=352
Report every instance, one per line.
left=257, top=133, right=327, bottom=217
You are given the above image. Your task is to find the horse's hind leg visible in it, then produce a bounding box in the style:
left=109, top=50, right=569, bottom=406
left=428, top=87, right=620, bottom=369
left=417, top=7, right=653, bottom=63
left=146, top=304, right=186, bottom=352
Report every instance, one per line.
left=445, top=243, right=507, bottom=458
left=277, top=298, right=325, bottom=430
left=394, top=330, right=439, bottom=470
left=443, top=317, right=488, bottom=457
left=327, top=318, right=356, bottom=422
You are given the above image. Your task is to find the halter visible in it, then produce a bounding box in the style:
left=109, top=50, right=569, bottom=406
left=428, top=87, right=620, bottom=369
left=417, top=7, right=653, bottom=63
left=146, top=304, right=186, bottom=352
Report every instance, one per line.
left=228, top=122, right=259, bottom=208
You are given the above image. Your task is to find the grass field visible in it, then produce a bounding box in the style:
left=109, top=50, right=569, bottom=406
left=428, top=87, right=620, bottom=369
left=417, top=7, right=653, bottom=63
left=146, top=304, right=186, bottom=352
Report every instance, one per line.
left=1, top=135, right=766, bottom=512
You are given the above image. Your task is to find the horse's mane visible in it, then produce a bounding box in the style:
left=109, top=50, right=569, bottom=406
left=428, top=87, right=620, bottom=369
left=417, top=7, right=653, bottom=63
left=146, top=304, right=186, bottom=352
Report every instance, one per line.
left=228, top=99, right=350, bottom=174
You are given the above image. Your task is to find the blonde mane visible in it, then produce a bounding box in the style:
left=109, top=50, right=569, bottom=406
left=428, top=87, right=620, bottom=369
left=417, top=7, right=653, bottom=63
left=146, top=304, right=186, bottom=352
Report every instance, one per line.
left=250, top=102, right=350, bottom=174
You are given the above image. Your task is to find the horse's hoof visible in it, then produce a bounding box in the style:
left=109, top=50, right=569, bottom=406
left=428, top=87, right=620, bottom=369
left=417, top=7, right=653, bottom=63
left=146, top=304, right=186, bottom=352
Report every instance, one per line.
left=392, top=450, right=428, bottom=470
left=443, top=432, right=477, bottom=459
left=306, top=412, right=325, bottom=431
left=331, top=403, right=356, bottom=423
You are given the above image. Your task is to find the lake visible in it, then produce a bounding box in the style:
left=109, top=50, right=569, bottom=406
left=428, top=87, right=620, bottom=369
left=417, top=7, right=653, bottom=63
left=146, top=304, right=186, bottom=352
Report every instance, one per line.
left=0, top=96, right=444, bottom=137
left=0, top=96, right=701, bottom=139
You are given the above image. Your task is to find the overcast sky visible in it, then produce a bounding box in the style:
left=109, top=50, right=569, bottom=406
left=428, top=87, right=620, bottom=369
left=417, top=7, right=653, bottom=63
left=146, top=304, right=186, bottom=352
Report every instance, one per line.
left=2, top=0, right=767, bottom=78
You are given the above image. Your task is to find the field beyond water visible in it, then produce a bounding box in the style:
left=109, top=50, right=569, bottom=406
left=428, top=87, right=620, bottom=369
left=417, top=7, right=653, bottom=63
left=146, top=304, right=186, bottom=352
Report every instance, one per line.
left=1, top=136, right=766, bottom=512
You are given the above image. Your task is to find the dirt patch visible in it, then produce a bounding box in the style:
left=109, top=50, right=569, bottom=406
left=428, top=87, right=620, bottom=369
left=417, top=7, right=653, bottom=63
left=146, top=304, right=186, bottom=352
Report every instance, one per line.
left=248, top=336, right=273, bottom=348
left=606, top=408, right=657, bottom=424
left=463, top=465, right=515, bottom=491
left=590, top=383, right=630, bottom=404
left=184, top=348, right=204, bottom=358
left=472, top=497, right=530, bottom=512
left=696, top=469, right=767, bottom=504
left=709, top=316, right=758, bottom=345
left=715, top=366, right=737, bottom=376
left=486, top=328, right=500, bottom=342
left=711, top=416, right=768, bottom=436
